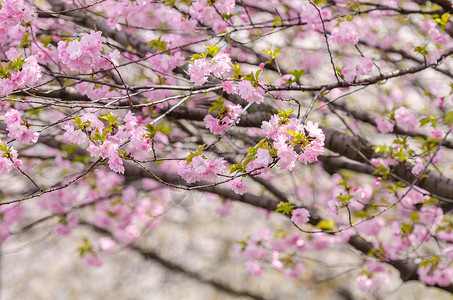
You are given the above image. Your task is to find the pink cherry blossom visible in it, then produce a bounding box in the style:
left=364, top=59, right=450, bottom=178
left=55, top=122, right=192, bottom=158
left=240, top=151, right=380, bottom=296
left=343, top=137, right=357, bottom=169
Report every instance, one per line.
left=222, top=81, right=236, bottom=94
left=291, top=208, right=310, bottom=225
left=231, top=178, right=247, bottom=195
left=99, top=237, right=116, bottom=254
left=394, top=107, right=417, bottom=131
left=58, top=31, right=104, bottom=73
left=237, top=80, right=265, bottom=104
left=63, top=124, right=87, bottom=144
left=188, top=58, right=214, bottom=86
left=375, top=117, right=394, bottom=133
left=331, top=21, right=360, bottom=45
left=411, top=157, right=424, bottom=175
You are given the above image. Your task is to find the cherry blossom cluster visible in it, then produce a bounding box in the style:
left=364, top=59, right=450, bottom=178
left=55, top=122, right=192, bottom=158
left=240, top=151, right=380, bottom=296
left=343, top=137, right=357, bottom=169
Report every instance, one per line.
left=58, top=31, right=104, bottom=73
left=204, top=99, right=243, bottom=134
left=4, top=109, right=39, bottom=144
left=177, top=146, right=228, bottom=184
left=0, top=0, right=34, bottom=43
left=327, top=177, right=372, bottom=221
left=188, top=51, right=232, bottom=86
left=236, top=80, right=266, bottom=104
left=356, top=262, right=389, bottom=292
left=0, top=139, right=22, bottom=174
left=261, top=111, right=325, bottom=171
left=0, top=55, right=42, bottom=96
left=341, top=56, right=374, bottom=83
left=63, top=111, right=158, bottom=174
left=331, top=21, right=360, bottom=45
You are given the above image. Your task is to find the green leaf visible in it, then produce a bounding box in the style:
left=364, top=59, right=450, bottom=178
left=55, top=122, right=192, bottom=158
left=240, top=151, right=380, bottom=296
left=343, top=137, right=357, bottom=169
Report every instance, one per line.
left=444, top=111, right=453, bottom=125
left=275, top=201, right=295, bottom=215
left=196, top=144, right=205, bottom=155
left=149, top=36, right=168, bottom=52
left=74, top=114, right=82, bottom=126
left=272, top=15, right=282, bottom=26
left=345, top=14, right=355, bottom=22
left=288, top=69, right=305, bottom=83
left=414, top=44, right=429, bottom=57
left=227, top=163, right=244, bottom=174
left=262, top=45, right=282, bottom=60
left=206, top=44, right=220, bottom=57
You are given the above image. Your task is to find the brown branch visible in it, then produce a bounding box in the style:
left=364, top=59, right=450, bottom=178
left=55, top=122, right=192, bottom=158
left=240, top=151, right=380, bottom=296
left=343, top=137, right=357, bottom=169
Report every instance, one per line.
left=164, top=106, right=453, bottom=205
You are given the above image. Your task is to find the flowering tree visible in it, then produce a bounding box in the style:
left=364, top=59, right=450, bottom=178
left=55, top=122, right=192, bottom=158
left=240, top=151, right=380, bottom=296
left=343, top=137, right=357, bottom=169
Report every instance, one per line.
left=3, top=0, right=453, bottom=297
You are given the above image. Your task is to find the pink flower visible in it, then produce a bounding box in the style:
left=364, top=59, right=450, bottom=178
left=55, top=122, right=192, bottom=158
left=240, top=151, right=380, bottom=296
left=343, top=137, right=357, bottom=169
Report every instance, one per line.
left=58, top=31, right=104, bottom=73
left=108, top=152, right=125, bottom=174
left=331, top=21, right=360, bottom=45
left=357, top=218, right=385, bottom=236
left=237, top=80, right=255, bottom=100
left=419, top=205, right=443, bottom=226
left=305, top=121, right=323, bottom=138
left=178, top=160, right=201, bottom=183
left=373, top=177, right=381, bottom=187
left=429, top=28, right=449, bottom=44
left=431, top=149, right=444, bottom=164
left=4, top=110, right=39, bottom=143
left=430, top=128, right=444, bottom=139
left=411, top=157, right=424, bottom=175
left=291, top=208, right=310, bottom=225
left=113, top=224, right=141, bottom=244
left=190, top=155, right=210, bottom=173
left=222, top=81, right=236, bottom=94
left=254, top=148, right=273, bottom=167
left=237, top=80, right=265, bottom=104
left=4, top=109, right=21, bottom=125
left=178, top=156, right=227, bottom=183
left=204, top=114, right=228, bottom=134
left=274, top=136, right=298, bottom=171
left=7, top=123, right=39, bottom=143
left=63, top=124, right=86, bottom=144
left=55, top=212, right=79, bottom=235
left=0, top=155, right=13, bottom=174
left=394, top=107, right=417, bottom=131
left=204, top=157, right=228, bottom=181
left=357, top=57, right=374, bottom=76
left=82, top=254, right=103, bottom=267
left=231, top=179, right=247, bottom=195
left=375, top=117, right=394, bottom=133
left=211, top=53, right=232, bottom=77
left=188, top=58, right=213, bottom=86
left=342, top=65, right=356, bottom=82
left=246, top=260, right=264, bottom=276
left=281, top=74, right=296, bottom=86
left=99, top=237, right=116, bottom=254
left=356, top=262, right=389, bottom=292
left=217, top=0, right=235, bottom=14
left=271, top=251, right=284, bottom=269
left=124, top=111, right=138, bottom=131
